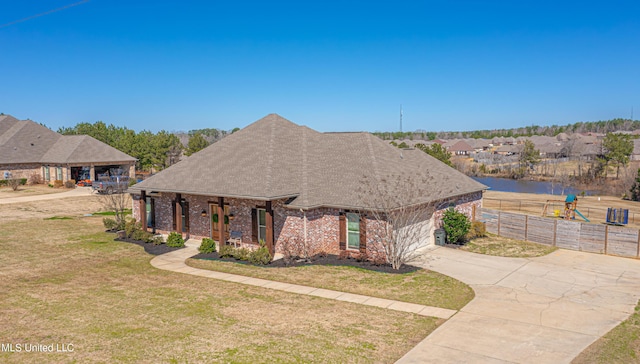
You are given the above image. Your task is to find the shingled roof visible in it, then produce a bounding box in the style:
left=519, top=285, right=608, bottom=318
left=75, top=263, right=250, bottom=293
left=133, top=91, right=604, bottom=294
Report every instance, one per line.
left=130, top=114, right=486, bottom=210
left=0, top=115, right=135, bottom=165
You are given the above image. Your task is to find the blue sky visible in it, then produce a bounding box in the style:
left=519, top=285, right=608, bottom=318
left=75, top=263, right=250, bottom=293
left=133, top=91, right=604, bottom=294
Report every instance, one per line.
left=1, top=1, right=639, bottom=133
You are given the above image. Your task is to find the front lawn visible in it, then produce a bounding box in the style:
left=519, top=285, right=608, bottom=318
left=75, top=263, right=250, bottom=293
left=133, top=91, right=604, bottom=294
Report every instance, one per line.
left=187, top=256, right=474, bottom=310
left=0, top=217, right=445, bottom=363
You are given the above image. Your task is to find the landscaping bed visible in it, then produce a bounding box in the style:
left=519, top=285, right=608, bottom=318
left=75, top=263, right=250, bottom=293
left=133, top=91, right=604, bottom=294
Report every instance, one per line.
left=114, top=237, right=184, bottom=255
left=192, top=251, right=420, bottom=274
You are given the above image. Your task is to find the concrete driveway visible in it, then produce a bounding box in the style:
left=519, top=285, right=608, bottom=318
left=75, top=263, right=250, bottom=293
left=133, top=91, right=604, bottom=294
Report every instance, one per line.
left=398, top=247, right=640, bottom=363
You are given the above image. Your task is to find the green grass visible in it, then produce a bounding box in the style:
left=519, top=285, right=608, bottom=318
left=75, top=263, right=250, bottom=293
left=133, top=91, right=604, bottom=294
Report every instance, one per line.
left=460, top=233, right=558, bottom=257
left=573, top=300, right=640, bottom=364
left=187, top=258, right=474, bottom=310
left=91, top=209, right=132, bottom=216
left=0, top=217, right=450, bottom=363
left=44, top=216, right=73, bottom=220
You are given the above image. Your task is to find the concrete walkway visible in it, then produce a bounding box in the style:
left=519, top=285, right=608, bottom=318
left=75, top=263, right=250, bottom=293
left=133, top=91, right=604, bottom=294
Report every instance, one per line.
left=0, top=186, right=94, bottom=204
left=150, top=239, right=457, bottom=319
left=397, top=247, right=640, bottom=363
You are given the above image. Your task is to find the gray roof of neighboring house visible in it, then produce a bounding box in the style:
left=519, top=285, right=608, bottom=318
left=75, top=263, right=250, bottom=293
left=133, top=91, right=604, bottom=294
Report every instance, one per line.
left=0, top=115, right=136, bottom=165
left=130, top=114, right=486, bottom=210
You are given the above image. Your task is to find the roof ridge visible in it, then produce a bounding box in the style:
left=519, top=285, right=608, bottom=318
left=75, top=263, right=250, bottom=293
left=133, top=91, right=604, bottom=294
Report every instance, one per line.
left=365, top=133, right=381, bottom=184
left=264, top=117, right=275, bottom=193
left=0, top=121, right=27, bottom=146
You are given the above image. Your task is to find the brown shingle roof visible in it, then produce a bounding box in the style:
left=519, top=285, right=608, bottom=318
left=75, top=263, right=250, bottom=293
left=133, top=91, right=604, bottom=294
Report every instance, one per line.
left=130, top=114, right=486, bottom=210
left=0, top=115, right=135, bottom=165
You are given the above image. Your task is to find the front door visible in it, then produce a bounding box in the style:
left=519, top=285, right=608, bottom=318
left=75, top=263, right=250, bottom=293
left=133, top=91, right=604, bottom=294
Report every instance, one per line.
left=210, top=203, right=230, bottom=241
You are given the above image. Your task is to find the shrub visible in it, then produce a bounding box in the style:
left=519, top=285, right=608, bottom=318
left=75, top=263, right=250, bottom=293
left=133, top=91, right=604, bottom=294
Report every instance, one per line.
left=8, top=178, right=21, bottom=191
left=199, top=238, right=217, bottom=254
left=233, top=248, right=251, bottom=261
left=124, top=219, right=142, bottom=238
left=28, top=173, right=43, bottom=185
left=53, top=180, right=64, bottom=188
left=19, top=178, right=27, bottom=185
left=103, top=217, right=120, bottom=231
left=465, top=221, right=487, bottom=241
left=249, top=241, right=272, bottom=265
left=64, top=179, right=76, bottom=189
left=219, top=245, right=235, bottom=258
left=132, top=229, right=154, bottom=242
left=151, top=235, right=164, bottom=245
left=442, top=208, right=471, bottom=244
left=166, top=232, right=185, bottom=247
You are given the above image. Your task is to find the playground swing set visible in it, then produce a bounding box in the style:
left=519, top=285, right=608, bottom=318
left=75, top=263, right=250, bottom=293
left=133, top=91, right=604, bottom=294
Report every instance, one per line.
left=542, top=194, right=590, bottom=222
left=541, top=194, right=629, bottom=225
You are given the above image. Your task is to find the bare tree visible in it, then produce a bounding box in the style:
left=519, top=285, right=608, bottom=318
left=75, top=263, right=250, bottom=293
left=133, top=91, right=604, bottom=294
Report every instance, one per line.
left=358, top=174, right=439, bottom=270
left=99, top=192, right=130, bottom=228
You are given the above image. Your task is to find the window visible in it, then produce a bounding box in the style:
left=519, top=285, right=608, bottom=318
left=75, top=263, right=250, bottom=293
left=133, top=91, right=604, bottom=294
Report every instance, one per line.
left=56, top=167, right=63, bottom=180
left=346, top=212, right=360, bottom=250
left=145, top=197, right=155, bottom=230
left=43, top=166, right=50, bottom=181
left=257, top=208, right=266, bottom=242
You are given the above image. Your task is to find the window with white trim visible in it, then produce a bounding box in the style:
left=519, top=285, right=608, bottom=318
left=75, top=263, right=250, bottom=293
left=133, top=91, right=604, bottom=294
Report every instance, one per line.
left=257, top=208, right=266, bottom=242
left=346, top=212, right=360, bottom=250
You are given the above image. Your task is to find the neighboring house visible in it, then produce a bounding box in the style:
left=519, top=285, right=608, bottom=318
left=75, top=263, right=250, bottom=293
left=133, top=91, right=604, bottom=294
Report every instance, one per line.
left=129, top=114, right=486, bottom=259
left=0, top=114, right=136, bottom=183
left=447, top=140, right=475, bottom=156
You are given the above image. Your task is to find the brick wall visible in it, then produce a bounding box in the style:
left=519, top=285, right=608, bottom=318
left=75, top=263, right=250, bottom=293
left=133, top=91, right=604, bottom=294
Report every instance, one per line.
left=1, top=164, right=41, bottom=181
left=432, top=191, right=483, bottom=228
left=133, top=190, right=483, bottom=256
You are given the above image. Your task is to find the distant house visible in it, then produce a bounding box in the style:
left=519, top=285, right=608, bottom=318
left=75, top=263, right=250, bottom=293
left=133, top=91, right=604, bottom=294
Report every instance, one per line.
left=129, top=114, right=486, bottom=258
left=447, top=140, right=474, bottom=156
left=0, top=115, right=136, bottom=183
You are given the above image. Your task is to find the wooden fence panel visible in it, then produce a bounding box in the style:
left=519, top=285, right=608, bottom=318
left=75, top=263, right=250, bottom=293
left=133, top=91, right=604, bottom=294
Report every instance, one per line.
left=499, top=212, right=527, bottom=240
left=555, top=220, right=581, bottom=250
left=479, top=209, right=499, bottom=234
left=578, top=223, right=606, bottom=254
left=526, top=216, right=556, bottom=246
left=607, top=226, right=639, bottom=257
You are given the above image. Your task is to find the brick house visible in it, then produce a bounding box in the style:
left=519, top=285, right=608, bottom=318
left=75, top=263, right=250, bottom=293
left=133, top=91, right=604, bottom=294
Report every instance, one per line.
left=0, top=114, right=136, bottom=183
left=128, top=114, right=486, bottom=258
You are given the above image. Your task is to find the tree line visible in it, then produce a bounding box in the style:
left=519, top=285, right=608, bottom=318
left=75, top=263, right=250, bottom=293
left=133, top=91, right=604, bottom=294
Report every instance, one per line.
left=58, top=122, right=233, bottom=171
left=374, top=118, right=639, bottom=141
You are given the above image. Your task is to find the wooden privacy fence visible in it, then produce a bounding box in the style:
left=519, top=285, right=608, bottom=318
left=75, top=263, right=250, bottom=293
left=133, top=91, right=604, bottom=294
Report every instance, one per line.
left=476, top=208, right=640, bottom=258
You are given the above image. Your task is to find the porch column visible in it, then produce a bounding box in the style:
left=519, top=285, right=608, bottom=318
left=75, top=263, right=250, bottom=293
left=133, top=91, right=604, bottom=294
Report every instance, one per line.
left=266, top=201, right=274, bottom=256
left=140, top=190, right=147, bottom=232
left=175, top=193, right=182, bottom=234
left=90, top=165, right=95, bottom=181
left=217, top=197, right=225, bottom=245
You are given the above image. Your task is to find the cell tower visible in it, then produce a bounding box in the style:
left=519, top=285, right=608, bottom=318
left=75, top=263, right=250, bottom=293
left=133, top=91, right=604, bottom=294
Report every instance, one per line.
left=400, top=104, right=403, bottom=133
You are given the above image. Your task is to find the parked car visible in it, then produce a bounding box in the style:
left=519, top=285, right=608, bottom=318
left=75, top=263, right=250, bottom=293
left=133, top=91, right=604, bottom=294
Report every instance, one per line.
left=92, top=174, right=130, bottom=194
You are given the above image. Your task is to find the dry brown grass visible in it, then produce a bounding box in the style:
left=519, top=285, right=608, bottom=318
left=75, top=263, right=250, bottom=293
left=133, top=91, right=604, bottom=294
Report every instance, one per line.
left=0, top=195, right=106, bottom=222
left=460, top=234, right=558, bottom=258
left=0, top=184, right=69, bottom=198
left=187, top=258, right=474, bottom=310
left=484, top=190, right=640, bottom=229
left=0, top=213, right=441, bottom=363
